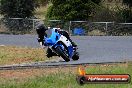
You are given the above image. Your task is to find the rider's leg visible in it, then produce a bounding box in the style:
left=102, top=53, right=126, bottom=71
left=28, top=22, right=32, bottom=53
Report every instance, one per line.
left=59, top=31, right=77, bottom=47
left=68, top=38, right=77, bottom=47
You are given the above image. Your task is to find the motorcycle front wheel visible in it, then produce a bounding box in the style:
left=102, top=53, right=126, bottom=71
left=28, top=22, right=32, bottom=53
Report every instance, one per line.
left=56, top=46, right=70, bottom=62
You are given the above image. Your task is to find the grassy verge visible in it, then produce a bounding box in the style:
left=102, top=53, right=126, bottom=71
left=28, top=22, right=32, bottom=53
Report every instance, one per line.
left=34, top=4, right=51, bottom=19
left=0, top=62, right=132, bottom=88
left=0, top=46, right=55, bottom=65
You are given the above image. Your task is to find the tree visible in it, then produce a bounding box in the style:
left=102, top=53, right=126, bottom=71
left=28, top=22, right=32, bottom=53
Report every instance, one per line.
left=0, top=0, right=36, bottom=18
left=117, top=8, right=132, bottom=22
left=91, top=0, right=101, bottom=4
left=121, top=0, right=132, bottom=22
left=46, top=0, right=101, bottom=21
left=0, top=0, right=37, bottom=34
left=123, top=0, right=132, bottom=8
left=36, top=0, right=49, bottom=6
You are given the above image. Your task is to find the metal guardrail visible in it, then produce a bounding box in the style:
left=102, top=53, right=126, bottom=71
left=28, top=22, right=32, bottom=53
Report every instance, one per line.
left=0, top=61, right=126, bottom=70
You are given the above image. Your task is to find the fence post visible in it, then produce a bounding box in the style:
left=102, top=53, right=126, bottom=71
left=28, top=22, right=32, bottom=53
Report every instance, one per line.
left=0, top=18, right=1, bottom=31
left=69, top=21, right=71, bottom=35
left=33, top=19, right=35, bottom=31
left=105, top=22, right=108, bottom=36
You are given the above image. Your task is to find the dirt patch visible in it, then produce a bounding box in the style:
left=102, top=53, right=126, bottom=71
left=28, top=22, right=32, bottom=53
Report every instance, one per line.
left=0, top=46, right=55, bottom=65
left=0, top=67, right=77, bottom=82
left=10, top=58, right=33, bottom=64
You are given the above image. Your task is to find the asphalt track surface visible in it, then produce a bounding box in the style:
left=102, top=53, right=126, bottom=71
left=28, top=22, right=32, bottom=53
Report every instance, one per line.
left=0, top=34, right=132, bottom=66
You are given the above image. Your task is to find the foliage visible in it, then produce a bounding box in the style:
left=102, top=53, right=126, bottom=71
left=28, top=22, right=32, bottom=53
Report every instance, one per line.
left=1, top=18, right=34, bottom=34
left=123, top=0, right=132, bottom=8
left=46, top=0, right=101, bottom=21
left=0, top=0, right=36, bottom=18
left=93, top=7, right=117, bottom=22
left=117, top=8, right=132, bottom=22
left=36, top=0, right=49, bottom=6
left=91, top=0, right=101, bottom=4
left=0, top=0, right=37, bottom=34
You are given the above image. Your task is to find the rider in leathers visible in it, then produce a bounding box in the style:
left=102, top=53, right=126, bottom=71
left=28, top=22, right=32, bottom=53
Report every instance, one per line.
left=36, top=23, right=77, bottom=57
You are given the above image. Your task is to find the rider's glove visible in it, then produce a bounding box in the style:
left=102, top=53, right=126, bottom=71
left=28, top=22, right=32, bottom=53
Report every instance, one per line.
left=37, top=38, right=41, bottom=42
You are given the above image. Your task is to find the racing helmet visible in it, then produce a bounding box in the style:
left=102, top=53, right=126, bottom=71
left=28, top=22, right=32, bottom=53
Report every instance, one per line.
left=36, top=24, right=48, bottom=35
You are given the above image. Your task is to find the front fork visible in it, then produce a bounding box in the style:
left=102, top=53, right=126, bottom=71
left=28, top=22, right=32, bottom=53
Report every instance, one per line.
left=67, top=46, right=73, bottom=58
left=53, top=43, right=74, bottom=59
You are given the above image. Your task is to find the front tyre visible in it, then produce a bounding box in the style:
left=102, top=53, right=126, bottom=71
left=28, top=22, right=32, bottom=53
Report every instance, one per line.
left=46, top=48, right=53, bottom=58
left=56, top=46, right=70, bottom=62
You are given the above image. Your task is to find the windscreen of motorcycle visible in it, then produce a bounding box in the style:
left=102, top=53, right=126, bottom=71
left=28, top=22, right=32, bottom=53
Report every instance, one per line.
left=45, top=28, right=59, bottom=38
left=45, top=29, right=52, bottom=38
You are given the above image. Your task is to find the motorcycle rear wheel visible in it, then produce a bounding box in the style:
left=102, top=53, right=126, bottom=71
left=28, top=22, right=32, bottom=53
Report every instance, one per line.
left=72, top=52, right=79, bottom=61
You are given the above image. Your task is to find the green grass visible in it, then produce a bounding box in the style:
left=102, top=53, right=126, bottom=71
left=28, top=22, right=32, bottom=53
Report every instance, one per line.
left=0, top=74, right=131, bottom=88
left=85, top=64, right=127, bottom=74
left=0, top=62, right=132, bottom=88
left=0, top=73, right=77, bottom=88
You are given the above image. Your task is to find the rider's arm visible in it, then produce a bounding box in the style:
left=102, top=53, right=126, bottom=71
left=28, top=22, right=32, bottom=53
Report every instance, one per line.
left=59, top=30, right=70, bottom=39
left=37, top=35, right=47, bottom=48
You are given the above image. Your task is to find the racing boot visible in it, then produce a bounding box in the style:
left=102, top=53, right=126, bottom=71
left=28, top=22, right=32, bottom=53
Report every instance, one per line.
left=69, top=38, right=77, bottom=47
left=71, top=41, right=77, bottom=47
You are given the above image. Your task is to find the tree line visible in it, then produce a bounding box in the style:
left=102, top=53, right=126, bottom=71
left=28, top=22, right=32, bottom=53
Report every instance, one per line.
left=0, top=0, right=132, bottom=35
left=0, top=0, right=131, bottom=22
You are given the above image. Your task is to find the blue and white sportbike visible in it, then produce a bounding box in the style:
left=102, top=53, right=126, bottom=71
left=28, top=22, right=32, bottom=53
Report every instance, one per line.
left=43, top=28, right=79, bottom=62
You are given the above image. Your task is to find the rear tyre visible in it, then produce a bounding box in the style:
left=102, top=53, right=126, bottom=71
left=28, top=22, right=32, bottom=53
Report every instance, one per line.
left=56, top=46, right=70, bottom=62
left=72, top=52, right=79, bottom=60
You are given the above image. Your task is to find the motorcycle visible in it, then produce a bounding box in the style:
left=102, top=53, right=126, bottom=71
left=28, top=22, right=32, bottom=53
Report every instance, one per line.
left=42, top=28, right=79, bottom=62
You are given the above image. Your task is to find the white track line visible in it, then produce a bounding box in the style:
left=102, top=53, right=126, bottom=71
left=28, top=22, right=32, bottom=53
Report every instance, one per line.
left=0, top=45, right=5, bottom=46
